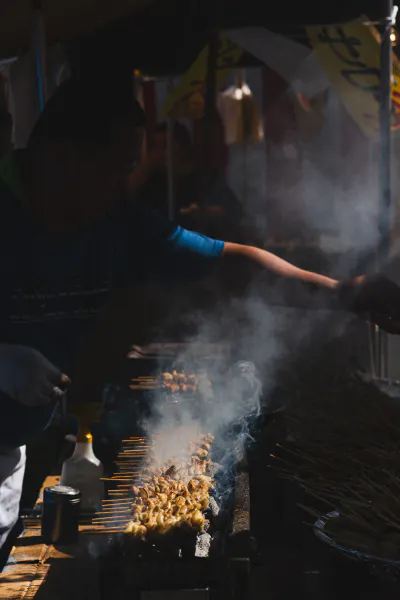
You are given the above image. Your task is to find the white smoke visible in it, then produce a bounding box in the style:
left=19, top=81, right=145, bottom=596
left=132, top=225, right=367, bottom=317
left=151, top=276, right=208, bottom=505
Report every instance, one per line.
left=137, top=79, right=392, bottom=470
left=227, top=76, right=388, bottom=271
left=138, top=288, right=346, bottom=481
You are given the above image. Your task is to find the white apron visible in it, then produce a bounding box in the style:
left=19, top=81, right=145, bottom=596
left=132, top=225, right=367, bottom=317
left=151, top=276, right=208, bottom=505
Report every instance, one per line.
left=0, top=445, right=26, bottom=549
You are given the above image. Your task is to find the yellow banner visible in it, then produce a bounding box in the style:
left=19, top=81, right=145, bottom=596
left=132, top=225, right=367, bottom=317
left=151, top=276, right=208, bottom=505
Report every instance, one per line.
left=161, top=36, right=244, bottom=120
left=307, top=18, right=400, bottom=140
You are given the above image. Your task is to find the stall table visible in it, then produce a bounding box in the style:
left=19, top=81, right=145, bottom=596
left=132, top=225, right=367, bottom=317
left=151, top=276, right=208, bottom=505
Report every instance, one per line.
left=0, top=476, right=100, bottom=600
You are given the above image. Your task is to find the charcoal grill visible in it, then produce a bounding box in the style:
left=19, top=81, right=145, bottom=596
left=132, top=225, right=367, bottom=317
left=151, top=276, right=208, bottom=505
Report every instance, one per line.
left=93, top=344, right=255, bottom=598
left=100, top=344, right=264, bottom=463
left=94, top=435, right=252, bottom=600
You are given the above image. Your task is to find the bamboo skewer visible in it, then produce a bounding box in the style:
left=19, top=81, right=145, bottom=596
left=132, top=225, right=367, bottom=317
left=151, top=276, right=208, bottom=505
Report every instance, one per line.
left=100, top=479, right=133, bottom=484
left=117, top=454, right=146, bottom=457
left=116, top=455, right=145, bottom=459
left=120, top=446, right=150, bottom=450
left=93, top=514, right=130, bottom=520
left=96, top=509, right=131, bottom=515
left=116, top=456, right=144, bottom=459
left=115, top=461, right=143, bottom=464
left=122, top=438, right=149, bottom=447
left=102, top=498, right=131, bottom=502
left=270, top=365, right=400, bottom=561
left=104, top=477, right=135, bottom=481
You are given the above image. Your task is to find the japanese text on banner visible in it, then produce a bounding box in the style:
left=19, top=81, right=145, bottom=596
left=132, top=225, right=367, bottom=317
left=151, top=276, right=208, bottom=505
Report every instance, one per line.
left=307, top=17, right=400, bottom=140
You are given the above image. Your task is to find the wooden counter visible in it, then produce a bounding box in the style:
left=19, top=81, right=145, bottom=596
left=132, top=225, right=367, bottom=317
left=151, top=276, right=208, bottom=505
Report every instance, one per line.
left=0, top=476, right=101, bottom=600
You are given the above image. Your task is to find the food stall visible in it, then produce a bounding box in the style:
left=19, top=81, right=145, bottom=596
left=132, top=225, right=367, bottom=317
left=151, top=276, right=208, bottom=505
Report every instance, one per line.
left=0, top=1, right=398, bottom=599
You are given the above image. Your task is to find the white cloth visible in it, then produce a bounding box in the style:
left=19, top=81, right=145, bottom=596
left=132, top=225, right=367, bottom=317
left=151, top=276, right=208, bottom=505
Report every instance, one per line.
left=225, top=27, right=330, bottom=98
left=0, top=446, right=26, bottom=549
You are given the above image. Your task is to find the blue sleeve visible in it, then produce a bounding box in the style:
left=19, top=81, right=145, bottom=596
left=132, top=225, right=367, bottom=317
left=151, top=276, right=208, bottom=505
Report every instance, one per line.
left=166, top=226, right=224, bottom=279
left=114, top=204, right=224, bottom=285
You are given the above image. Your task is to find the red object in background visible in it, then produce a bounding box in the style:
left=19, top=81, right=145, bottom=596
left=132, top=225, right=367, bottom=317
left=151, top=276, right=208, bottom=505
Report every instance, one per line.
left=142, top=79, right=157, bottom=151
left=193, top=109, right=228, bottom=177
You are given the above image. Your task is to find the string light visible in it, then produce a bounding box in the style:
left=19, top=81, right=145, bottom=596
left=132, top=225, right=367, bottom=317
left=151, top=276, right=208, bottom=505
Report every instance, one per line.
left=391, top=28, right=397, bottom=46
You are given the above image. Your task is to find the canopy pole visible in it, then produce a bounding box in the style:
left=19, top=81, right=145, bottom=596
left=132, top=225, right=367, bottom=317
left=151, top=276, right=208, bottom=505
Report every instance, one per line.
left=32, top=0, right=48, bottom=112
left=203, top=31, right=218, bottom=174
left=166, top=79, right=175, bottom=221
left=377, top=0, right=396, bottom=378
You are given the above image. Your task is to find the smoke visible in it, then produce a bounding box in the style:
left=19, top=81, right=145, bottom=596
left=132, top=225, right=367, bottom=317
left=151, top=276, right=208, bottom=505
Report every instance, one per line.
left=136, top=84, right=389, bottom=481
left=137, top=287, right=343, bottom=495
left=227, top=76, right=388, bottom=276
left=104, top=84, right=395, bottom=515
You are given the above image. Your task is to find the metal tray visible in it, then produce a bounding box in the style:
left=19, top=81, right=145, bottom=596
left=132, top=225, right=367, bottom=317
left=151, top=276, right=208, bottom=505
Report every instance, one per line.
left=314, top=510, right=400, bottom=569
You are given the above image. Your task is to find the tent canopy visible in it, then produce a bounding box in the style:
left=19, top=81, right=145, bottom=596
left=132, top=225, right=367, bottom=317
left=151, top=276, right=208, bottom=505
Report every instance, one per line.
left=0, top=0, right=154, bottom=58
left=65, top=0, right=390, bottom=79
left=0, top=0, right=386, bottom=60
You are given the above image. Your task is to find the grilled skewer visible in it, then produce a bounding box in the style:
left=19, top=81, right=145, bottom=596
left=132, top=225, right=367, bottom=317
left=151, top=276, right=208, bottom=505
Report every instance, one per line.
left=130, top=370, right=212, bottom=394
left=125, top=433, right=215, bottom=538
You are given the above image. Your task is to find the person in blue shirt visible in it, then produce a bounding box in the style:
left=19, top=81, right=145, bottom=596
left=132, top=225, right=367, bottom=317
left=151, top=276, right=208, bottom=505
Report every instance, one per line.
left=0, top=75, right=398, bottom=554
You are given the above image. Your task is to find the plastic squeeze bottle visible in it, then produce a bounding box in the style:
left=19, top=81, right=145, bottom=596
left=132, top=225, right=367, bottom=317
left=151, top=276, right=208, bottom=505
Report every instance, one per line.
left=60, top=426, right=104, bottom=512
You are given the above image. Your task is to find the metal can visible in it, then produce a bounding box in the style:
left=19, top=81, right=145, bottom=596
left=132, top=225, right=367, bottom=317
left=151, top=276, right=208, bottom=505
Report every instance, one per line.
left=41, top=485, right=81, bottom=544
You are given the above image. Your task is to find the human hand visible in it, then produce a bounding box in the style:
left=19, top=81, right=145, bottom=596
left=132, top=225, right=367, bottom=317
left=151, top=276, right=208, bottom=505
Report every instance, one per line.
left=338, top=274, right=400, bottom=333
left=0, top=344, right=70, bottom=406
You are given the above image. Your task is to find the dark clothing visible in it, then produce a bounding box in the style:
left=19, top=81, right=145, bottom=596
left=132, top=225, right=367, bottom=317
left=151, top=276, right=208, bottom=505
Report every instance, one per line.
left=0, top=154, right=224, bottom=447
left=135, top=169, right=243, bottom=239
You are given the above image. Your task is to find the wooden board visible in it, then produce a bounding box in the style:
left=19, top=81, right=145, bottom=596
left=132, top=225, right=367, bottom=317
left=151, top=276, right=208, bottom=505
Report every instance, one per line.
left=0, top=437, right=150, bottom=599
left=0, top=476, right=101, bottom=600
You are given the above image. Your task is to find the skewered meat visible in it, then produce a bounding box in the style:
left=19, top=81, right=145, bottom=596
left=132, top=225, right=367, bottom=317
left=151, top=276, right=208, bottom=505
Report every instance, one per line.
left=125, top=433, right=215, bottom=539
left=161, top=370, right=200, bottom=393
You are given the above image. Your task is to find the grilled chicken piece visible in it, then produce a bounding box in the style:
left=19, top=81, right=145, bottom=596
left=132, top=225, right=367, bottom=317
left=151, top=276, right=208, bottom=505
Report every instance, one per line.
left=125, top=433, right=216, bottom=539
left=196, top=448, right=208, bottom=458
left=162, top=372, right=174, bottom=381
left=160, top=370, right=202, bottom=393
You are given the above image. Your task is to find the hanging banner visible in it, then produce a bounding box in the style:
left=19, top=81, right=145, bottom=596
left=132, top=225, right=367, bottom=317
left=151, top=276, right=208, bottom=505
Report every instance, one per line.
left=307, top=17, right=400, bottom=140
left=161, top=35, right=244, bottom=119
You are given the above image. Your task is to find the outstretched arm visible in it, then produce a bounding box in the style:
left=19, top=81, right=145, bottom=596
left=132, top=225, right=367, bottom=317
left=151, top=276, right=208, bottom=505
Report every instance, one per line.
left=219, top=243, right=400, bottom=332
left=125, top=209, right=400, bottom=332
left=222, top=242, right=339, bottom=290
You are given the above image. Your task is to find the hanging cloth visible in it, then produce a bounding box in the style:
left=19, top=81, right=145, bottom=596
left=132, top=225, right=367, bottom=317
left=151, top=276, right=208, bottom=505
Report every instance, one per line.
left=217, top=69, right=264, bottom=146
